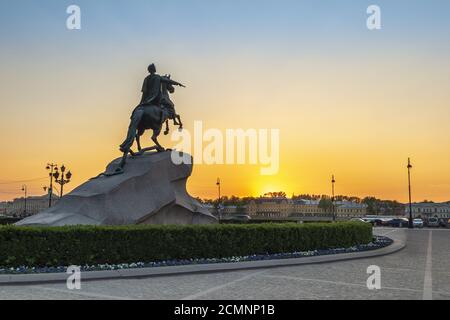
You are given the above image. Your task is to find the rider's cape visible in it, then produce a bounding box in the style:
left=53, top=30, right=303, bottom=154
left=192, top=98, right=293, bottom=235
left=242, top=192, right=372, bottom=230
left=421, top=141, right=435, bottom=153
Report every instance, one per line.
left=141, top=74, right=162, bottom=106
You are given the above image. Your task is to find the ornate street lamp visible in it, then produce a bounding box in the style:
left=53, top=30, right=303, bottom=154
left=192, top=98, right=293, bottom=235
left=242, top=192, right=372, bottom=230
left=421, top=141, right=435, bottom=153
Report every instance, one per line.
left=45, top=163, right=58, bottom=207
left=54, top=164, right=72, bottom=198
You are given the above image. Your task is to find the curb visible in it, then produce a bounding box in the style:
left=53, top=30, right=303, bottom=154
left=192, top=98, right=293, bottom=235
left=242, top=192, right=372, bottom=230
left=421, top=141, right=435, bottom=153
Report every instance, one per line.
left=0, top=239, right=405, bottom=285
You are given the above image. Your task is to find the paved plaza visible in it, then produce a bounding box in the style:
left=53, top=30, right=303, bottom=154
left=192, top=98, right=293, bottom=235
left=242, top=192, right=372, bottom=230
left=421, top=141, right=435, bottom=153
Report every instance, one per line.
left=0, top=228, right=449, bottom=300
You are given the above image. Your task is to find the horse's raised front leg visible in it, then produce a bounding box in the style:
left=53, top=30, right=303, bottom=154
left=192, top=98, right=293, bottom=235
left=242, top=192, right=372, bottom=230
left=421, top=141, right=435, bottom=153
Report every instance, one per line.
left=164, top=120, right=170, bottom=136
left=176, top=115, right=183, bottom=130
left=152, top=128, right=165, bottom=152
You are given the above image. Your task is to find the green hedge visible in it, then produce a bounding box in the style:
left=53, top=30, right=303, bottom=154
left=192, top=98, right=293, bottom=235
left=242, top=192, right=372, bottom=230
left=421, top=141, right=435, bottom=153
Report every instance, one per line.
left=0, top=222, right=372, bottom=268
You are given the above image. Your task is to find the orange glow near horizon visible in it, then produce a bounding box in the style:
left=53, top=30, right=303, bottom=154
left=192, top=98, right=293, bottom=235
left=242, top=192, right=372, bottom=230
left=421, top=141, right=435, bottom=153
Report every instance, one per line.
left=1, top=53, right=450, bottom=203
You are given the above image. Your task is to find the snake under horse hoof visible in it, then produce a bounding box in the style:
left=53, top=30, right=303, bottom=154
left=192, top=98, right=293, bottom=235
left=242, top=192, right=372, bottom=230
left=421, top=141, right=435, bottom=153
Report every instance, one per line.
left=118, top=145, right=166, bottom=173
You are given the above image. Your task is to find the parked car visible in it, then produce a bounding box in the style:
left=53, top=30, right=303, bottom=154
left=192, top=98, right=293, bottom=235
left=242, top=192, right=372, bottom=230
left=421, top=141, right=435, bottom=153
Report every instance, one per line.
left=228, top=215, right=252, bottom=222
left=373, top=218, right=388, bottom=226
left=438, top=219, right=447, bottom=228
left=427, top=217, right=440, bottom=228
left=387, top=218, right=409, bottom=228
left=380, top=218, right=392, bottom=226
left=413, top=218, right=424, bottom=228
left=351, top=218, right=368, bottom=223
left=362, top=217, right=384, bottom=226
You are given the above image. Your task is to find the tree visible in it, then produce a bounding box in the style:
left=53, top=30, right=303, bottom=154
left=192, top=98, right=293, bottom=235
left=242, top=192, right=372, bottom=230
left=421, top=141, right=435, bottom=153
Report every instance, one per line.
left=362, top=197, right=378, bottom=215
left=264, top=192, right=287, bottom=198
left=362, top=197, right=406, bottom=216
left=194, top=197, right=204, bottom=204
left=318, top=197, right=333, bottom=213
left=292, top=194, right=320, bottom=200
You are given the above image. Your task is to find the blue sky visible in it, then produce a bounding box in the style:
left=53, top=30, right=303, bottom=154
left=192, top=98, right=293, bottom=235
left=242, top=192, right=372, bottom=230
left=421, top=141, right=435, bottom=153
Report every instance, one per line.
left=1, top=1, right=450, bottom=56
left=2, top=0, right=450, bottom=86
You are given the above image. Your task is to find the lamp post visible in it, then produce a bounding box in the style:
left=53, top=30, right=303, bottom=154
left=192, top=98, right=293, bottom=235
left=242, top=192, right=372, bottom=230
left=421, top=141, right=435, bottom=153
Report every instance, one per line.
left=216, top=178, right=222, bottom=221
left=46, top=163, right=58, bottom=208
left=407, top=158, right=413, bottom=229
left=21, top=185, right=27, bottom=216
left=331, top=175, right=336, bottom=222
left=54, top=165, right=72, bottom=198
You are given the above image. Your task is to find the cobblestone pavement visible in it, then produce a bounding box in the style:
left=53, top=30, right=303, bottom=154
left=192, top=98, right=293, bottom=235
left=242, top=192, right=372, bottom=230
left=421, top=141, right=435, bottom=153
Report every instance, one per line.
left=0, top=228, right=449, bottom=300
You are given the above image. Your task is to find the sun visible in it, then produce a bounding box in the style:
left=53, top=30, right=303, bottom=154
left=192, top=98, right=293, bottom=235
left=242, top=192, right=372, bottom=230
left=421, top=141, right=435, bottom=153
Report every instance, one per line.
left=252, top=181, right=286, bottom=198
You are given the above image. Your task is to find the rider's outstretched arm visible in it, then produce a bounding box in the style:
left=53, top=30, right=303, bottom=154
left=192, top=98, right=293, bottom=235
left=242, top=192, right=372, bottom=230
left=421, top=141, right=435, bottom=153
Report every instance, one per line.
left=161, top=76, right=186, bottom=88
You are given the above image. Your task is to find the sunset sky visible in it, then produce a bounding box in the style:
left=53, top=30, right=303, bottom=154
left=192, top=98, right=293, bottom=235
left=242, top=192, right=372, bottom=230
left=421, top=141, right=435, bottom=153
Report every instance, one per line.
left=1, top=0, right=450, bottom=202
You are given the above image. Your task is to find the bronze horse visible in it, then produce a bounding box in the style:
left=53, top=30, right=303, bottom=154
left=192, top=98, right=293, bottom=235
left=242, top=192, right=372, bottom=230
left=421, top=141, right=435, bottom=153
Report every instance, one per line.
left=117, top=81, right=182, bottom=171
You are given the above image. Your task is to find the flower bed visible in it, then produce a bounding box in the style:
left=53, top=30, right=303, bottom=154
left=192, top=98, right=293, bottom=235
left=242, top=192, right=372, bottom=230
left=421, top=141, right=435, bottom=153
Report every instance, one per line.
left=0, top=236, right=391, bottom=275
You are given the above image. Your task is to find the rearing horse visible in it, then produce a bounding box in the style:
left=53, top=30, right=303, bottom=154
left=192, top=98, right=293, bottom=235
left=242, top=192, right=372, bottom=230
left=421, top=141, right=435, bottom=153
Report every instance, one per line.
left=137, top=80, right=183, bottom=151
left=117, top=81, right=182, bottom=171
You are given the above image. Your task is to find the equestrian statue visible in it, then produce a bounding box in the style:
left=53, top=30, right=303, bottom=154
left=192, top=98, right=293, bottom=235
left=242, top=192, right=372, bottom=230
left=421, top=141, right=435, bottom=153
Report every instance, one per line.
left=118, top=63, right=185, bottom=171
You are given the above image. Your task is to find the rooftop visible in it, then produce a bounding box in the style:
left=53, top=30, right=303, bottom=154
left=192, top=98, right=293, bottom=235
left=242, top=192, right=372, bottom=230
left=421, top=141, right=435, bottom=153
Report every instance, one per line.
left=411, top=202, right=450, bottom=207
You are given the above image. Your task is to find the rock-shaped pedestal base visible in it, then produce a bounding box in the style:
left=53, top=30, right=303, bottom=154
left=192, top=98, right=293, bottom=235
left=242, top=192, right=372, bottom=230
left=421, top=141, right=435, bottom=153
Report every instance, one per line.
left=16, top=152, right=217, bottom=226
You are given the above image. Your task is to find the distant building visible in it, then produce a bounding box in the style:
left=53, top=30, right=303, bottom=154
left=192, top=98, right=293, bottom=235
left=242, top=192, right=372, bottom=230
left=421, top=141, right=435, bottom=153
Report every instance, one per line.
left=185, top=197, right=369, bottom=221
left=0, top=202, right=7, bottom=216
left=1, top=194, right=59, bottom=218
left=204, top=204, right=247, bottom=219
left=406, top=202, right=450, bottom=220
left=247, top=197, right=291, bottom=219
left=291, top=199, right=324, bottom=217
left=248, top=198, right=367, bottom=220
left=335, top=201, right=368, bottom=218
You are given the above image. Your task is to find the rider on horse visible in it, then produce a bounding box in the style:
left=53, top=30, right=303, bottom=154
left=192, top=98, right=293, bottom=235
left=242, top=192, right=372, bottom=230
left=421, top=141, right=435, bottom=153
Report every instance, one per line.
left=140, top=64, right=184, bottom=106
left=120, top=64, right=184, bottom=153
